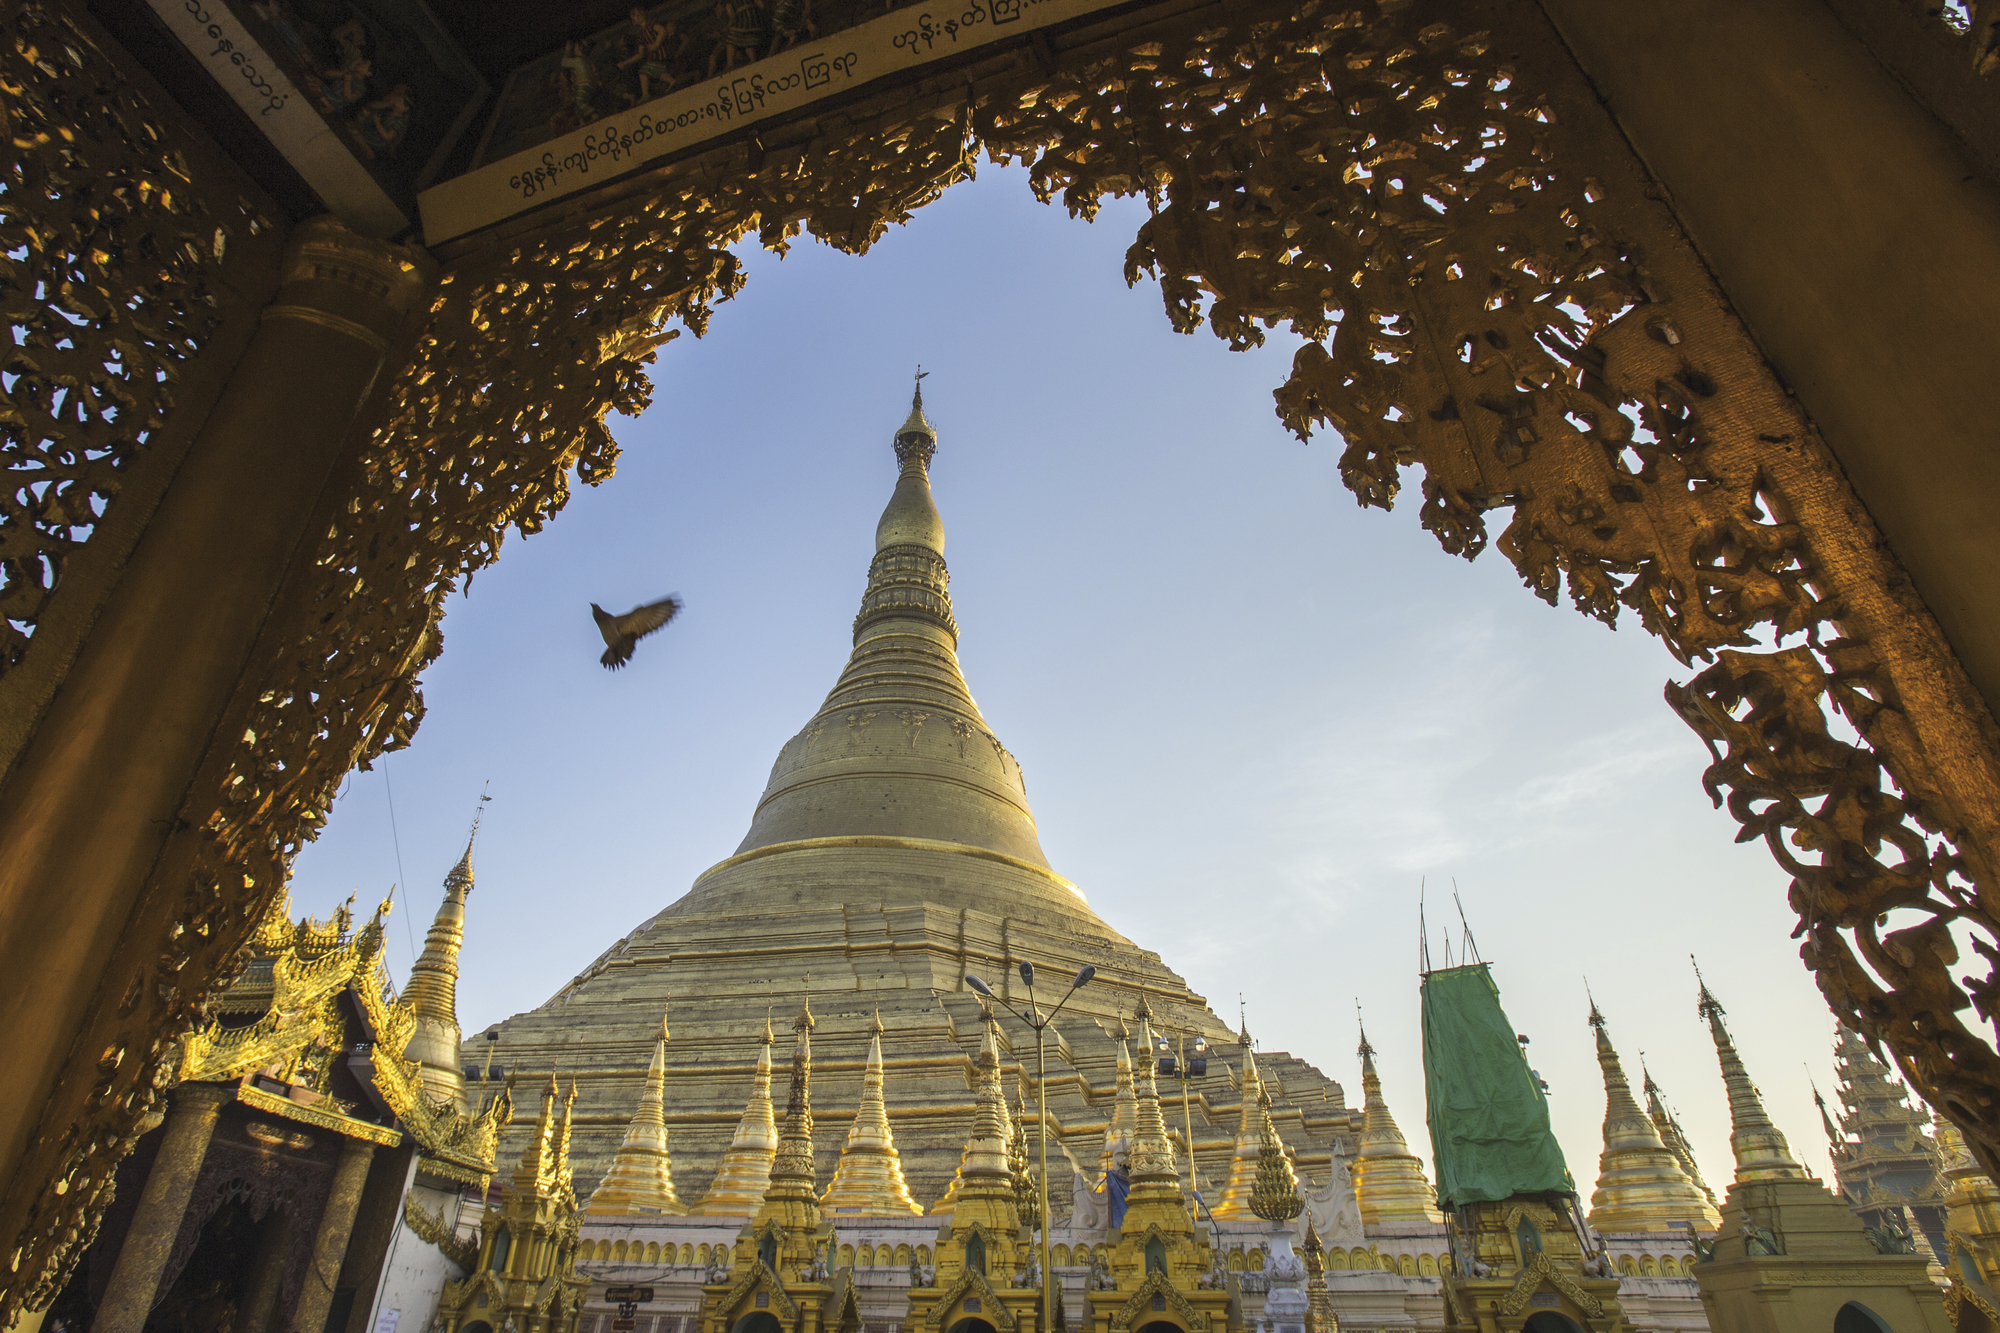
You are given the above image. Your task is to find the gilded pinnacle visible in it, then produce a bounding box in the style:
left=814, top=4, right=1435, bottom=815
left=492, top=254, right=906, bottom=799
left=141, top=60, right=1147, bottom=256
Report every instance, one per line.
left=1697, top=975, right=1810, bottom=1184
left=1214, top=1042, right=1267, bottom=1218
left=1354, top=1025, right=1441, bottom=1225
left=1128, top=1010, right=1181, bottom=1189
left=696, top=1015, right=779, bottom=1215
left=1587, top=1004, right=1716, bottom=1232
left=822, top=1013, right=922, bottom=1214
left=586, top=1010, right=684, bottom=1215
left=1640, top=1060, right=1722, bottom=1220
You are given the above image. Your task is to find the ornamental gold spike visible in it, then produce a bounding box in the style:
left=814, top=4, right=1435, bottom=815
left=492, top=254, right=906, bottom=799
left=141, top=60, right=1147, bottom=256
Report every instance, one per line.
left=1696, top=970, right=1810, bottom=1184
left=821, top=1010, right=922, bottom=1215
left=1587, top=1002, right=1716, bottom=1232
left=697, top=1015, right=779, bottom=1215
left=587, top=1009, right=686, bottom=1216
left=1214, top=1034, right=1265, bottom=1218
left=1352, top=1016, right=1441, bottom=1225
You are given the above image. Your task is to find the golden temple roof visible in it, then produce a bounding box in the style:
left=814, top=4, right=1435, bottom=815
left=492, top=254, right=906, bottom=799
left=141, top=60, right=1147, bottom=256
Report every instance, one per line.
left=761, top=995, right=821, bottom=1219
left=822, top=1010, right=923, bottom=1215
left=586, top=1011, right=685, bottom=1216
left=1586, top=1001, right=1720, bottom=1232
left=1249, top=1083, right=1305, bottom=1223
left=1352, top=1020, right=1442, bottom=1225
left=1696, top=975, right=1811, bottom=1184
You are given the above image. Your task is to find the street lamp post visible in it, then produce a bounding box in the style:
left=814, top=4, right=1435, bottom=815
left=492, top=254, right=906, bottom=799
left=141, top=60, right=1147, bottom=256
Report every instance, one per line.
left=966, top=962, right=1095, bottom=1333
left=1150, top=1029, right=1209, bottom=1204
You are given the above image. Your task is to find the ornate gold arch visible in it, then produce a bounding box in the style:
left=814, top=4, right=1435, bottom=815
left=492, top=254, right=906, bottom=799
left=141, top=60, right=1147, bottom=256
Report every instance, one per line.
left=5, top=0, right=2000, bottom=1321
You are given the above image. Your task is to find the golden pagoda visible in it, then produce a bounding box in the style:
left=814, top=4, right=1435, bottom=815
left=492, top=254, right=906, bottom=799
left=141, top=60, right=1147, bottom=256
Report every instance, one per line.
left=468, top=385, right=1369, bottom=1207
left=904, top=1009, right=1041, bottom=1333
left=1689, top=977, right=1949, bottom=1333
left=1079, top=1002, right=1230, bottom=1333
left=1696, top=978, right=1810, bottom=1185
left=698, top=1014, right=780, bottom=1215
left=1352, top=1021, right=1441, bottom=1226
left=1211, top=1023, right=1266, bottom=1219
left=1641, top=1058, right=1722, bottom=1219
left=820, top=1010, right=923, bottom=1216
left=403, top=831, right=477, bottom=1111
left=586, top=1009, right=685, bottom=1216
left=1585, top=1001, right=1719, bottom=1233
left=434, top=1073, right=589, bottom=1333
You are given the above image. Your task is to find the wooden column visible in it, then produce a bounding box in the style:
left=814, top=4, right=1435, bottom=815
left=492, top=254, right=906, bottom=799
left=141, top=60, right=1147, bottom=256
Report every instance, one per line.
left=91, top=1084, right=233, bottom=1333
left=293, top=1138, right=377, bottom=1333
left=0, top=218, right=432, bottom=1208
left=1534, top=0, right=2000, bottom=720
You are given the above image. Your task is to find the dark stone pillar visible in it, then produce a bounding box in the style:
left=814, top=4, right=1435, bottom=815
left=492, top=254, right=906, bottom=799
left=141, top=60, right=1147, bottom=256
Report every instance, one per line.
left=91, top=1085, right=232, bottom=1333
left=293, top=1139, right=376, bottom=1333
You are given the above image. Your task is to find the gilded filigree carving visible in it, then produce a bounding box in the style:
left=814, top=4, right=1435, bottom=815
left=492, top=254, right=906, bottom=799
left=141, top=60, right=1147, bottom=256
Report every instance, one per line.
left=406, top=1196, right=480, bottom=1272
left=0, top=1, right=267, bottom=673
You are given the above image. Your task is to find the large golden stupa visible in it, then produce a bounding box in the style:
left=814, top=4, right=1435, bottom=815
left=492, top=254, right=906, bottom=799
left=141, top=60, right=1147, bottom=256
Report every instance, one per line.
left=471, top=384, right=1359, bottom=1209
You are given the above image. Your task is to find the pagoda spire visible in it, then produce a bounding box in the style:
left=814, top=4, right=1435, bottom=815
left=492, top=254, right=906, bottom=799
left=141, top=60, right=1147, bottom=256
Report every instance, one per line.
left=929, top=1007, right=1017, bottom=1217
left=1352, top=1017, right=1442, bottom=1224
left=1097, top=1027, right=1140, bottom=1185
left=514, top=1071, right=562, bottom=1194
left=1213, top=1025, right=1266, bottom=1217
left=587, top=1010, right=686, bottom=1215
left=706, top=376, right=1056, bottom=887
left=401, top=827, right=477, bottom=1110
left=1696, top=970, right=1811, bottom=1183
left=762, top=993, right=821, bottom=1212
left=1128, top=1001, right=1182, bottom=1200
left=697, top=1013, right=779, bottom=1215
left=1641, top=1058, right=1721, bottom=1214
left=1586, top=999, right=1720, bottom=1232
left=822, top=1010, right=922, bottom=1215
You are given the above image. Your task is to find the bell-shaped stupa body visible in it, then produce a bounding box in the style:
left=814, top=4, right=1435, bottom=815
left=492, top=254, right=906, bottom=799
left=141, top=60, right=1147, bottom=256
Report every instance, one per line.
left=1586, top=1003, right=1720, bottom=1232
left=469, top=381, right=1358, bottom=1211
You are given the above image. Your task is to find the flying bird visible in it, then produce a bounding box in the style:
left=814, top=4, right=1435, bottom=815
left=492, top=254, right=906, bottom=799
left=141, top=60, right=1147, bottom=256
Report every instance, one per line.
left=591, top=595, right=682, bottom=670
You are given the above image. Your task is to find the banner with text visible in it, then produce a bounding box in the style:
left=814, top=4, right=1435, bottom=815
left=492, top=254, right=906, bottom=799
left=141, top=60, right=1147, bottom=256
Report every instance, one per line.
left=417, top=0, right=1132, bottom=244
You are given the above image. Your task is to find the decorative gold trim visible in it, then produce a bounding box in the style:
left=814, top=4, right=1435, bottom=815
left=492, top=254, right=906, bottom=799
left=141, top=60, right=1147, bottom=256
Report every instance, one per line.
left=236, top=1083, right=402, bottom=1146
left=1494, top=1255, right=1605, bottom=1319
left=1110, top=1272, right=1209, bottom=1333
left=716, top=1260, right=799, bottom=1321
left=259, top=303, right=392, bottom=353
left=406, top=1196, right=480, bottom=1270
left=922, top=1267, right=1016, bottom=1332
left=693, top=835, right=1085, bottom=902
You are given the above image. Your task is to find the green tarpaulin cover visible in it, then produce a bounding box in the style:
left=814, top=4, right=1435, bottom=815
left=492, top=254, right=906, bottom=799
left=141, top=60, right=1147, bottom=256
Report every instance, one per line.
left=1420, top=963, right=1574, bottom=1210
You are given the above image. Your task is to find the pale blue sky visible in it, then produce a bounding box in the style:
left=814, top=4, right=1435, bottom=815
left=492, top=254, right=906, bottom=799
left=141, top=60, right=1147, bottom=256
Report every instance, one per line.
left=291, top=162, right=1861, bottom=1198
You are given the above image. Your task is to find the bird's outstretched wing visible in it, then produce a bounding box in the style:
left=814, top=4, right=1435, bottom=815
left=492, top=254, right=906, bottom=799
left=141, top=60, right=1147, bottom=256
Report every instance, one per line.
left=618, top=595, right=682, bottom=638
left=596, top=594, right=682, bottom=670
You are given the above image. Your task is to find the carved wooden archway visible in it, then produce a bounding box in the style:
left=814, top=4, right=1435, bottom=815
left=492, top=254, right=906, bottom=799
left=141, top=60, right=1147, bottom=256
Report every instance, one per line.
left=3, top=0, right=1999, bottom=1320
